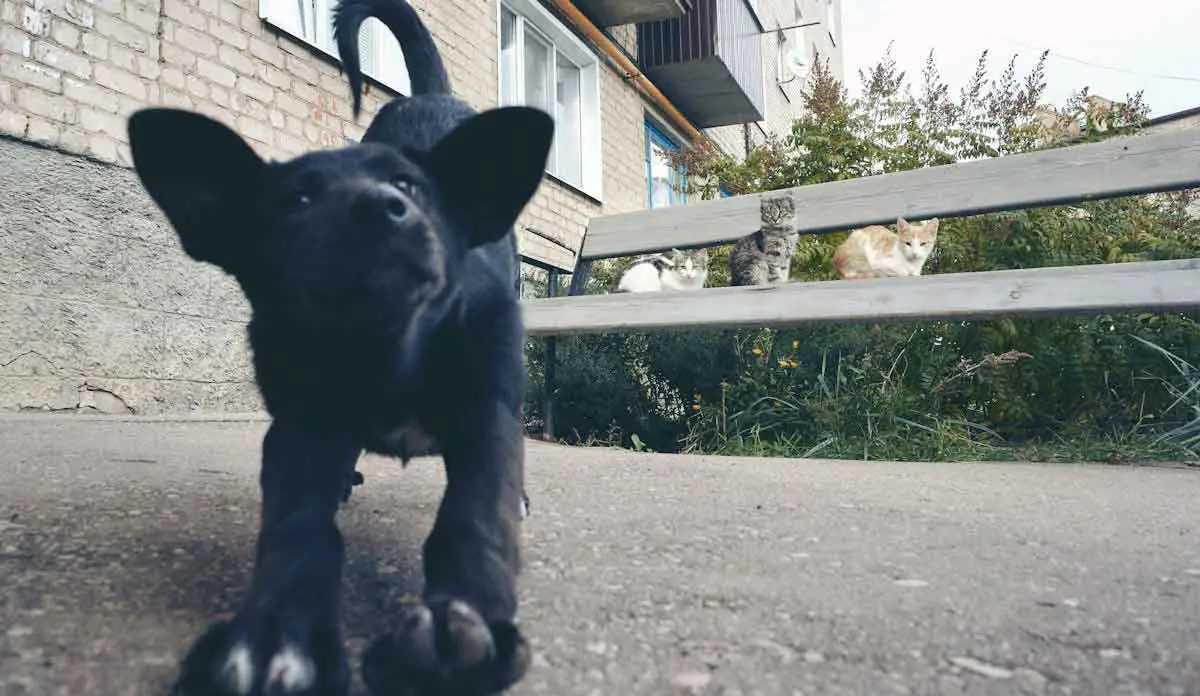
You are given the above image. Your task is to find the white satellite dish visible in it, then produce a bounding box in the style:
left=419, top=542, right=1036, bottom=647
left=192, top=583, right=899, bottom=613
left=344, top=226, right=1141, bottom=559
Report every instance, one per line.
left=785, top=45, right=809, bottom=79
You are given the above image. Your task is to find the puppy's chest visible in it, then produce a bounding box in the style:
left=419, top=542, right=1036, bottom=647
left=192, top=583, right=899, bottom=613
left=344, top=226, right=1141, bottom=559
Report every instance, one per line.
left=369, top=420, right=440, bottom=462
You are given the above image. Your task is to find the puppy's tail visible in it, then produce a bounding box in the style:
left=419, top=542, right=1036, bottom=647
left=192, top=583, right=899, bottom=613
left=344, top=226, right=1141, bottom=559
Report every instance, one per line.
left=333, top=0, right=450, bottom=117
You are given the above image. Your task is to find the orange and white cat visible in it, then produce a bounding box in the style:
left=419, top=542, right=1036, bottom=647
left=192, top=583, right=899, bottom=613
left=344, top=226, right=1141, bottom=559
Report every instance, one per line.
left=832, top=217, right=940, bottom=279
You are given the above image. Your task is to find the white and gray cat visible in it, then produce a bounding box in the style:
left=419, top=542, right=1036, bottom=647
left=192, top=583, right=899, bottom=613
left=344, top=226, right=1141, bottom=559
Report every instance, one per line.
left=616, top=248, right=709, bottom=293
left=729, top=195, right=798, bottom=286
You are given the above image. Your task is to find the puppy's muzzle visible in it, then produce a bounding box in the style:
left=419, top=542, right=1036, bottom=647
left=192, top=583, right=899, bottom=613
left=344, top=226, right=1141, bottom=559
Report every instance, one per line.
left=354, top=182, right=415, bottom=227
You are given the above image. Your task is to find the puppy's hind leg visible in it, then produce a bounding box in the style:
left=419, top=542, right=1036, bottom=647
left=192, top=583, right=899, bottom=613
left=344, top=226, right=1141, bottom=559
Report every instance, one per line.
left=362, top=400, right=529, bottom=696
left=172, top=420, right=359, bottom=696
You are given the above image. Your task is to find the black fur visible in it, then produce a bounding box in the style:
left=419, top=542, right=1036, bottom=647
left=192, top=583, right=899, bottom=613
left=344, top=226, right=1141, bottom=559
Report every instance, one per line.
left=126, top=1, right=553, bottom=693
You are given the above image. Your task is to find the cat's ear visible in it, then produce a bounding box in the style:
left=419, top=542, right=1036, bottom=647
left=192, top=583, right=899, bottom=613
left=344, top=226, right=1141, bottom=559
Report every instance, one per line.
left=925, top=218, right=940, bottom=235
left=896, top=217, right=910, bottom=232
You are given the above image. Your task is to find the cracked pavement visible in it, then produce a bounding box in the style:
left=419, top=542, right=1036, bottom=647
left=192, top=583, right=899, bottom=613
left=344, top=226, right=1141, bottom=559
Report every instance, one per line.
left=1, top=415, right=1199, bottom=695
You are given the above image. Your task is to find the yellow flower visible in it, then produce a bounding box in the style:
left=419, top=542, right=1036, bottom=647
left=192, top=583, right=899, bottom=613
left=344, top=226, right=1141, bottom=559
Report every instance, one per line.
left=751, top=346, right=763, bottom=356
left=792, top=340, right=799, bottom=350
left=691, top=404, right=701, bottom=412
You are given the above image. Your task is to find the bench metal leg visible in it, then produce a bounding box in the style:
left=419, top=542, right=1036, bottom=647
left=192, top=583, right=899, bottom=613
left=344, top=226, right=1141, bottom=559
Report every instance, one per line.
left=543, top=268, right=559, bottom=441
left=567, top=259, right=593, bottom=296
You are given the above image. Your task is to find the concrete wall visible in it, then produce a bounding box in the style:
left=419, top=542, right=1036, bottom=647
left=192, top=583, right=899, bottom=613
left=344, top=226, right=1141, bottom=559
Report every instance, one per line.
left=0, top=135, right=259, bottom=413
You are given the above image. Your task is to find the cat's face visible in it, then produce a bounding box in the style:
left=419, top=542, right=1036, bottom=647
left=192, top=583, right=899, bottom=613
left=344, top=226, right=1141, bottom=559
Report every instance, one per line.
left=896, top=217, right=939, bottom=262
left=669, top=248, right=709, bottom=281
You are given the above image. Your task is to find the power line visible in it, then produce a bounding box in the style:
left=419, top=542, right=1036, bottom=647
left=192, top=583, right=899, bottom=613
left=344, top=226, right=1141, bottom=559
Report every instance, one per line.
left=992, top=35, right=1200, bottom=84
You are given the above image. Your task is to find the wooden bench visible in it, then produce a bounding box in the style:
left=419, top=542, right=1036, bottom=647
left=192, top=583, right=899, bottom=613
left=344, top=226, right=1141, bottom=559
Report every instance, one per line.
left=520, top=127, right=1200, bottom=438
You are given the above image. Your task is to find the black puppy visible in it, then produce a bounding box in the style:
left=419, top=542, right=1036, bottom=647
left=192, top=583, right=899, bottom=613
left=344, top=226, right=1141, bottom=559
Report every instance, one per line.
left=125, top=0, right=553, bottom=692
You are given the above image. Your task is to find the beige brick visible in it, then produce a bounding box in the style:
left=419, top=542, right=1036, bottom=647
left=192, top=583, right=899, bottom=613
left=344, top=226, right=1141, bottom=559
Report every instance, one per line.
left=284, top=52, right=319, bottom=86
left=80, top=32, right=108, bottom=60
left=2, top=53, right=62, bottom=92
left=209, top=20, right=248, bottom=50
left=196, top=57, right=236, bottom=87
left=267, top=108, right=284, bottom=129
left=159, top=87, right=193, bottom=108
left=87, top=133, right=119, bottom=162
left=170, top=23, right=217, bottom=57
left=25, top=114, right=61, bottom=144
left=235, top=114, right=271, bottom=145
left=216, top=0, right=242, bottom=26
left=93, top=63, right=146, bottom=100
left=16, top=86, right=74, bottom=122
left=123, top=1, right=159, bottom=33
left=136, top=54, right=160, bottom=79
left=160, top=67, right=186, bottom=90
left=160, top=41, right=195, bottom=68
left=195, top=0, right=219, bottom=18
left=283, top=114, right=304, bottom=137
left=0, top=0, right=19, bottom=24
left=107, top=41, right=137, bottom=72
left=239, top=10, right=259, bottom=33
left=291, top=79, right=316, bottom=104
left=22, top=4, right=50, bottom=36
left=60, top=127, right=88, bottom=151
left=92, top=13, right=150, bottom=53
left=184, top=73, right=208, bottom=99
left=257, top=62, right=289, bottom=90
left=162, top=0, right=209, bottom=32
left=275, top=91, right=306, bottom=119
left=63, top=76, right=119, bottom=112
left=33, top=40, right=91, bottom=79
left=49, top=18, right=82, bottom=48
left=209, top=83, right=230, bottom=106
left=218, top=42, right=254, bottom=76
left=248, top=35, right=283, bottom=67
left=236, top=75, right=273, bottom=104
left=0, top=24, right=33, bottom=56
left=79, top=107, right=126, bottom=138
left=0, top=108, right=29, bottom=138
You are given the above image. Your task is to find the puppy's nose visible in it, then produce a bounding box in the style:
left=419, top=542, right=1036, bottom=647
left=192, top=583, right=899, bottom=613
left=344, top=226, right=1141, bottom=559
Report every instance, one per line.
left=356, top=183, right=411, bottom=224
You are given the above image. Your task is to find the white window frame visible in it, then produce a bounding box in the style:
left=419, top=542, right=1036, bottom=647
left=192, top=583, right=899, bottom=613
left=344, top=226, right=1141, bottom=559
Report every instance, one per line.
left=259, top=0, right=411, bottom=96
left=824, top=0, right=838, bottom=46
left=497, top=0, right=603, bottom=200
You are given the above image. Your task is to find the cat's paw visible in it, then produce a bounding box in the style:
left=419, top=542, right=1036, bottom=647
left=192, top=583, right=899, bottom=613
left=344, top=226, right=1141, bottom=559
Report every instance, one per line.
left=362, top=597, right=530, bottom=696
left=171, top=613, right=349, bottom=696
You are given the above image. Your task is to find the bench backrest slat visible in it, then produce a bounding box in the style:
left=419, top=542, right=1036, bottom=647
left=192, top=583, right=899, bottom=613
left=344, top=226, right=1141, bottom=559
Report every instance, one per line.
left=579, top=128, right=1200, bottom=261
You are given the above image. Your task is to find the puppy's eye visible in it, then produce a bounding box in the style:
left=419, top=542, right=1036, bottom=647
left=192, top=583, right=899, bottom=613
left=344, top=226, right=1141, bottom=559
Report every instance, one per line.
left=392, top=177, right=415, bottom=196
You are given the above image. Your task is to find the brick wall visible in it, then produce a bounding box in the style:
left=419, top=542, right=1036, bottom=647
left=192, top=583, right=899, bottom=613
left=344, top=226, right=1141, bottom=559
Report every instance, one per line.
left=0, top=0, right=655, bottom=413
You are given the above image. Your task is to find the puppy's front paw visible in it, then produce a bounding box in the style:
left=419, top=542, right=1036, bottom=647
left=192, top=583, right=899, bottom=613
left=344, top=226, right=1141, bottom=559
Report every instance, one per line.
left=172, top=613, right=349, bottom=696
left=362, top=598, right=529, bottom=696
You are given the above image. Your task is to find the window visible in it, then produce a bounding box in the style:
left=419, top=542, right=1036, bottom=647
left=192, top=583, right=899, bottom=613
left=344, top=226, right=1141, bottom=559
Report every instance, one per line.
left=259, top=0, right=410, bottom=95
left=499, top=0, right=602, bottom=198
left=646, top=120, right=686, bottom=209
left=824, top=0, right=838, bottom=45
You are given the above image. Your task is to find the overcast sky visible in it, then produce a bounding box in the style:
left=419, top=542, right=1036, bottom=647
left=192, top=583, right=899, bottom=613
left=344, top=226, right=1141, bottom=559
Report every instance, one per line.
left=840, top=0, right=1200, bottom=118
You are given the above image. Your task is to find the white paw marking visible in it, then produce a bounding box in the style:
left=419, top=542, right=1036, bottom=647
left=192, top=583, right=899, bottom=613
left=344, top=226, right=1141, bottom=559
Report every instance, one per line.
left=266, top=645, right=317, bottom=692
left=221, top=643, right=255, bottom=695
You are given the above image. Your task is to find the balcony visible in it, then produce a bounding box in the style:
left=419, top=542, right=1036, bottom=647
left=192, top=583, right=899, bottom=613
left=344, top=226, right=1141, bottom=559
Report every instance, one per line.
left=572, top=0, right=692, bottom=26
left=636, top=0, right=765, bottom=128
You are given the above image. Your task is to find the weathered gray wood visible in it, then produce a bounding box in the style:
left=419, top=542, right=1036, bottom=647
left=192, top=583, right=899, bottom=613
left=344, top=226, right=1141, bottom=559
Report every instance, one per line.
left=523, top=259, right=1200, bottom=335
left=579, top=128, right=1200, bottom=260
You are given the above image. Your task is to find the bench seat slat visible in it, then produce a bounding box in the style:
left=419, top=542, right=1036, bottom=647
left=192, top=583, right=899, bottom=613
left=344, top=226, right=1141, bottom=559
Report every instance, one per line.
left=522, top=259, right=1200, bottom=336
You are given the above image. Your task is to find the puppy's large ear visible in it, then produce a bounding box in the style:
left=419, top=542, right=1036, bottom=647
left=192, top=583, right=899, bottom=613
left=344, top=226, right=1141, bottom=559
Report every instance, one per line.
left=426, top=106, right=554, bottom=247
left=127, top=108, right=267, bottom=271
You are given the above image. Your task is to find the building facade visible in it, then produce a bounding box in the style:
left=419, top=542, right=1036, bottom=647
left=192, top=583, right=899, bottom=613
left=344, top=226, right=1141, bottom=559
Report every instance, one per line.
left=0, top=0, right=842, bottom=413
